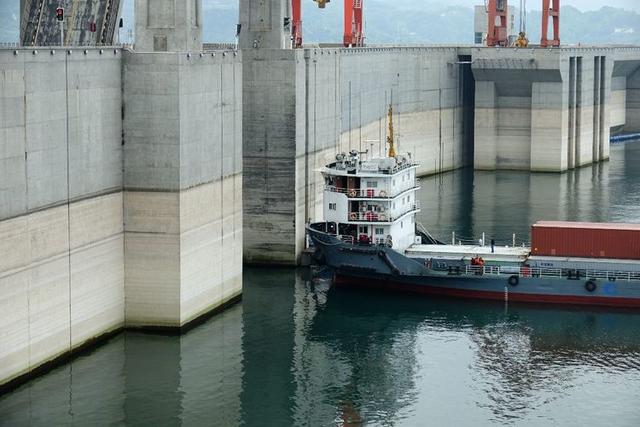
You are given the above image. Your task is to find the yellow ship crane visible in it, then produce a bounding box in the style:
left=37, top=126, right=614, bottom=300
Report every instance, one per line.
left=387, top=105, right=396, bottom=158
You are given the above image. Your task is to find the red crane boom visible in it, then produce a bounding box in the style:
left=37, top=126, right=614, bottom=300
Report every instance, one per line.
left=486, top=0, right=508, bottom=47
left=343, top=0, right=364, bottom=47
left=540, top=0, right=560, bottom=47
left=292, top=0, right=302, bottom=48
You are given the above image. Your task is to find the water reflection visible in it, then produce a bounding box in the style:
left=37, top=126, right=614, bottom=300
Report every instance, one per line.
left=1, top=269, right=640, bottom=425
left=306, top=280, right=640, bottom=425
left=0, top=304, right=244, bottom=427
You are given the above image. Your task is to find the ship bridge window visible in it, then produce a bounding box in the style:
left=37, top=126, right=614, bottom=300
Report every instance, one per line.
left=359, top=226, right=368, bottom=234
left=329, top=203, right=337, bottom=211
left=375, top=227, right=385, bottom=235
left=367, top=181, right=378, bottom=188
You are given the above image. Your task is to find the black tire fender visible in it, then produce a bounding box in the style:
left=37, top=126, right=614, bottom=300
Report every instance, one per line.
left=585, top=280, right=597, bottom=293
left=508, top=275, right=519, bottom=287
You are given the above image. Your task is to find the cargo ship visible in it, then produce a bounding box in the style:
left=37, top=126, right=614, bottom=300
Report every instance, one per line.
left=306, top=108, right=640, bottom=308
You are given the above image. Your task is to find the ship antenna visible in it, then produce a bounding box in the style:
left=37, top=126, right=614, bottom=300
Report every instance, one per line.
left=387, top=105, right=396, bottom=158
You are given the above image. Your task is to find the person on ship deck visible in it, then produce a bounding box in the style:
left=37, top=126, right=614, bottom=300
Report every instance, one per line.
left=471, top=255, right=485, bottom=275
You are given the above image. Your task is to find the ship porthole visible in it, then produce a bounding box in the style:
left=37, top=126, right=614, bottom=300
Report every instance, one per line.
left=585, top=280, right=597, bottom=293
left=508, top=275, right=519, bottom=287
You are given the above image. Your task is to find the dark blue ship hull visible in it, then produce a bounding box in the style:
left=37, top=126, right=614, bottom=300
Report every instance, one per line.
left=308, top=225, right=640, bottom=308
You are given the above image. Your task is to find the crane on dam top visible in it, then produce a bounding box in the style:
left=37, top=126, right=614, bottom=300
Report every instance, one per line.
left=343, top=0, right=365, bottom=47
left=485, top=0, right=559, bottom=48
left=292, top=0, right=365, bottom=48
left=540, top=0, right=560, bottom=47
left=485, top=0, right=509, bottom=47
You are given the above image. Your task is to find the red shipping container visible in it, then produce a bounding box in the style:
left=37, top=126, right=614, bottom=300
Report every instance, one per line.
left=531, top=221, right=640, bottom=260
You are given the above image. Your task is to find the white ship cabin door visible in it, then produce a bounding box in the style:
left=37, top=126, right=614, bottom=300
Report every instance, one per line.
left=347, top=177, right=359, bottom=195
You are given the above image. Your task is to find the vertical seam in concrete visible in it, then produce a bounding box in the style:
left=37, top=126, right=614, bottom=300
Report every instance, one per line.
left=23, top=54, right=32, bottom=373
left=304, top=50, right=310, bottom=225
left=348, top=80, right=352, bottom=150
left=599, top=57, right=606, bottom=160
left=220, top=58, right=224, bottom=307
left=65, top=51, right=73, bottom=353
left=177, top=54, right=182, bottom=320
left=358, top=82, right=362, bottom=153
left=439, top=88, right=443, bottom=173
left=121, top=52, right=127, bottom=325
left=576, top=57, right=582, bottom=166
left=453, top=66, right=457, bottom=167
left=23, top=55, right=29, bottom=214
left=234, top=59, right=238, bottom=244
left=335, top=52, right=340, bottom=154
left=593, top=56, right=600, bottom=162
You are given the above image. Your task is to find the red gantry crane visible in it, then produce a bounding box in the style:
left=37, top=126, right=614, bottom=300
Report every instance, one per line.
left=292, top=0, right=303, bottom=47
left=343, top=0, right=364, bottom=47
left=486, top=0, right=509, bottom=47
left=540, top=0, right=560, bottom=47
left=486, top=0, right=560, bottom=48
left=292, top=0, right=364, bottom=48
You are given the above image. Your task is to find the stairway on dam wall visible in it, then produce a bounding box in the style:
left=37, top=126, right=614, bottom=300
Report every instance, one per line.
left=2, top=0, right=640, bottom=391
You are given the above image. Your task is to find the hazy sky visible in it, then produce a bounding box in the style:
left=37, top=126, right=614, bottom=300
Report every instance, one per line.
left=450, top=0, right=640, bottom=11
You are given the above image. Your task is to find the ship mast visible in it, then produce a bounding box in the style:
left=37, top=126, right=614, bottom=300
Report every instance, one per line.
left=387, top=105, right=396, bottom=158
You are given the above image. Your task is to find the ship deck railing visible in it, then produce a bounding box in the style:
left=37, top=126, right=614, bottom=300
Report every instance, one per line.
left=348, top=205, right=419, bottom=222
left=325, top=184, right=419, bottom=199
left=461, top=265, right=640, bottom=282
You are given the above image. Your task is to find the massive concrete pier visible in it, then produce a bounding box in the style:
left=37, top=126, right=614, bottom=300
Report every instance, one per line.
left=473, top=47, right=640, bottom=171
left=1, top=0, right=242, bottom=388
left=242, top=46, right=471, bottom=264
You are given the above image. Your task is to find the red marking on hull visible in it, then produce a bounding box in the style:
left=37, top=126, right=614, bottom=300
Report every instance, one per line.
left=334, top=274, right=640, bottom=308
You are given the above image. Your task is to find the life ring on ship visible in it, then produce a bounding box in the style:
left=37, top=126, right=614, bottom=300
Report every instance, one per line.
left=585, top=280, right=597, bottom=293
left=379, top=190, right=387, bottom=198
left=378, top=214, right=387, bottom=221
left=508, top=275, right=519, bottom=287
left=348, top=190, right=357, bottom=197
left=349, top=212, right=358, bottom=221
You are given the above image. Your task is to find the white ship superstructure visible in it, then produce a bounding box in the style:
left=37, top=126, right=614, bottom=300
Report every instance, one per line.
left=321, top=151, right=421, bottom=252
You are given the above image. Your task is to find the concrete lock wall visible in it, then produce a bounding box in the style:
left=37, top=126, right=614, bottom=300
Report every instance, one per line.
left=610, top=76, right=627, bottom=129
left=0, top=48, right=124, bottom=386
left=626, top=66, right=640, bottom=133
left=123, top=50, right=243, bottom=328
left=472, top=48, right=615, bottom=172
left=0, top=46, right=243, bottom=388
left=243, top=47, right=469, bottom=265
